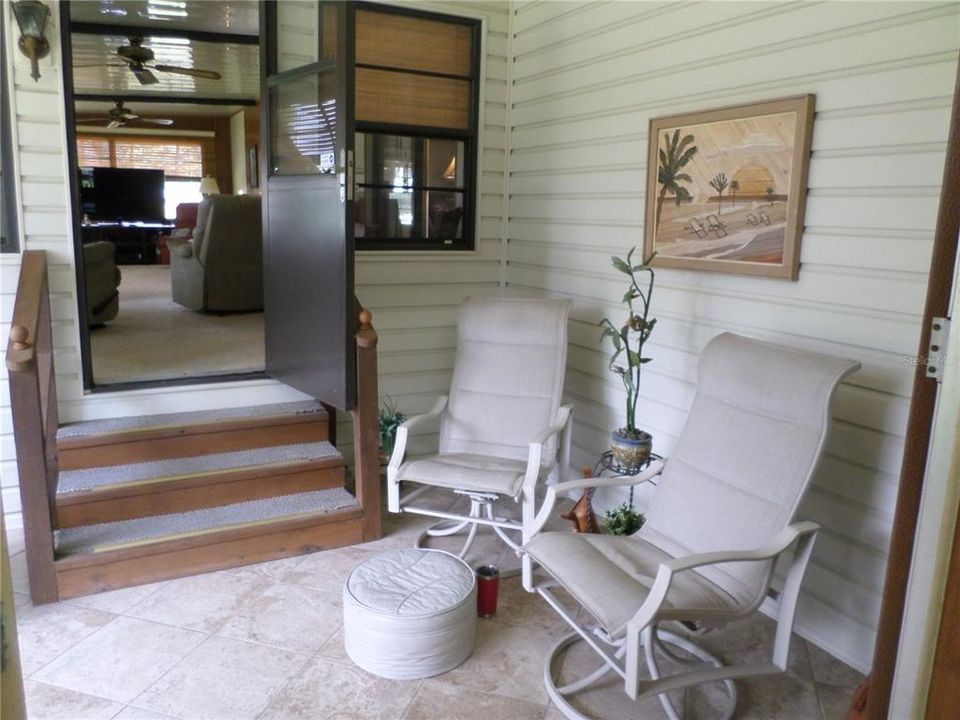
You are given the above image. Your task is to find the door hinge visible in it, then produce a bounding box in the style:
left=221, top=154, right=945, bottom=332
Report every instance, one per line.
left=925, top=316, right=951, bottom=382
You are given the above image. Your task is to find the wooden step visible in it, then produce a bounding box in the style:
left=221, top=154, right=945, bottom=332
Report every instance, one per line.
left=55, top=442, right=345, bottom=528
left=53, top=489, right=363, bottom=600
left=57, top=401, right=331, bottom=471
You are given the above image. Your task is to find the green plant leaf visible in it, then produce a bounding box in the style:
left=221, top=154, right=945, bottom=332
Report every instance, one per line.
left=612, top=256, right=631, bottom=274
left=640, top=357, right=652, bottom=363
left=627, top=350, right=641, bottom=365
left=622, top=290, right=637, bottom=303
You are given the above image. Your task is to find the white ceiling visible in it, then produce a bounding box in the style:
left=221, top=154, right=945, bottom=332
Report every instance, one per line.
left=70, top=1, right=259, bottom=36
left=71, top=33, right=260, bottom=99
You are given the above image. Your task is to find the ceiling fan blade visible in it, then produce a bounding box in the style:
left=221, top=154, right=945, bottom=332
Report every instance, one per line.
left=107, top=120, right=122, bottom=129
left=137, top=118, right=176, bottom=126
left=132, top=67, right=160, bottom=85
left=153, top=65, right=222, bottom=80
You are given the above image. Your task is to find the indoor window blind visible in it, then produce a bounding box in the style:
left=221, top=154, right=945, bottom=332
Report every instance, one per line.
left=76, top=136, right=111, bottom=167
left=76, top=135, right=203, bottom=178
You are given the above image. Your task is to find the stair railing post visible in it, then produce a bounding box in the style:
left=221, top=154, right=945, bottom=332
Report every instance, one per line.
left=6, top=251, right=59, bottom=603
left=352, top=307, right=382, bottom=541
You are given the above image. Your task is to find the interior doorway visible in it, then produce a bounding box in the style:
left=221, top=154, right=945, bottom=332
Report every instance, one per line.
left=61, top=0, right=266, bottom=390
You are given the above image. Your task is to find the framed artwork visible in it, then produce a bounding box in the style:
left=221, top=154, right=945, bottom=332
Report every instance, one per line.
left=643, top=95, right=815, bottom=280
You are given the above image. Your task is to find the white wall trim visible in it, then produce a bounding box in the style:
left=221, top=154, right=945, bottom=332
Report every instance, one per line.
left=890, top=233, right=960, bottom=719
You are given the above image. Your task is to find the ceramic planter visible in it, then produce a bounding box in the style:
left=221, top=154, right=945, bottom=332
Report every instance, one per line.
left=610, top=429, right=652, bottom=473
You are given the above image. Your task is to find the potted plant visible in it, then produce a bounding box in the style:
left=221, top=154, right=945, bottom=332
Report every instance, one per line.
left=603, top=502, right=646, bottom=536
left=599, top=246, right=657, bottom=472
left=378, top=396, right=406, bottom=465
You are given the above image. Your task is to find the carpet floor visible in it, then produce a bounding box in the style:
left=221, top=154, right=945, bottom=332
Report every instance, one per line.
left=90, top=265, right=264, bottom=385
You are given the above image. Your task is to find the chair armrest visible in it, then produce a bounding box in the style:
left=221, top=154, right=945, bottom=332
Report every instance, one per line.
left=387, top=395, right=448, bottom=473
left=522, top=405, right=574, bottom=491
left=626, top=521, right=820, bottom=636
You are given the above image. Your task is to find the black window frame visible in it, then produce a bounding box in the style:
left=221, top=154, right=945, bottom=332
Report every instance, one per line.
left=353, top=3, right=481, bottom=253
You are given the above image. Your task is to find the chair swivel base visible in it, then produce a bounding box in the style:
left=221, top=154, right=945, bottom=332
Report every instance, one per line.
left=544, top=629, right=737, bottom=720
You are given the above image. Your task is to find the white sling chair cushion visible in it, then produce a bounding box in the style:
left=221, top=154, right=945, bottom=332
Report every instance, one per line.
left=395, top=296, right=572, bottom=497
left=525, top=333, right=858, bottom=637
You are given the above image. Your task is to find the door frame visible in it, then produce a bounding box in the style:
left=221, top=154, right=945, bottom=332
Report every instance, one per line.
left=59, top=1, right=269, bottom=393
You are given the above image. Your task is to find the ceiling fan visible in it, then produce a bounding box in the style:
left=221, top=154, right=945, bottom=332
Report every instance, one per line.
left=75, top=36, right=222, bottom=86
left=76, top=100, right=175, bottom=129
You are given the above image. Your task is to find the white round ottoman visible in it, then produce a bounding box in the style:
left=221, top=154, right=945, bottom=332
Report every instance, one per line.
left=343, top=548, right=476, bottom=680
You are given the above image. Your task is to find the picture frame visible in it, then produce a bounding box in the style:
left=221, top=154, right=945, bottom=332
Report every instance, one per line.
left=643, top=95, right=815, bottom=280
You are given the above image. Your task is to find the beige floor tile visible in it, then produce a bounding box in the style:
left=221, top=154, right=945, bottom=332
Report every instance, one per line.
left=126, top=569, right=272, bottom=633
left=807, top=640, right=865, bottom=689
left=24, top=679, right=124, bottom=720
left=433, top=617, right=559, bottom=705
left=217, top=582, right=342, bottom=655
left=111, top=706, right=178, bottom=720
left=405, top=680, right=546, bottom=720
left=217, top=553, right=305, bottom=580
left=16, top=602, right=116, bottom=676
left=32, top=616, right=205, bottom=703
left=816, top=681, right=857, bottom=720
left=260, top=655, right=421, bottom=720
left=10, top=551, right=30, bottom=594
left=696, top=616, right=814, bottom=682
left=734, top=672, right=822, bottom=720
left=493, top=577, right=577, bottom=635
left=63, top=580, right=169, bottom=615
left=280, top=544, right=380, bottom=592
left=317, top=626, right=351, bottom=664
left=132, top=635, right=310, bottom=720
left=4, top=524, right=25, bottom=556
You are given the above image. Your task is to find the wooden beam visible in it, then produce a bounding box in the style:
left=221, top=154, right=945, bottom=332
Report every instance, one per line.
left=352, top=307, right=382, bottom=541
left=69, top=22, right=259, bottom=45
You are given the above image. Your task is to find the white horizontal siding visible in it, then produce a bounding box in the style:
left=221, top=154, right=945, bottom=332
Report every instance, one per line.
left=507, top=0, right=960, bottom=673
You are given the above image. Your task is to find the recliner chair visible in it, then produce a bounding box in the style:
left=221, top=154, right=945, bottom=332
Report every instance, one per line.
left=169, top=194, right=262, bottom=312
left=83, top=240, right=121, bottom=326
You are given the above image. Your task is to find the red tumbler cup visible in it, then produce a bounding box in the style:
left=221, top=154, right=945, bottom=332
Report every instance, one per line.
left=476, top=565, right=500, bottom=617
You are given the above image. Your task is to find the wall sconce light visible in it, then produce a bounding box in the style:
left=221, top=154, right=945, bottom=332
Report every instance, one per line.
left=12, top=0, right=51, bottom=82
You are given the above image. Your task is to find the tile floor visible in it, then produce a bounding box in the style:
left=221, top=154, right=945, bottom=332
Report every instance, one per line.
left=7, top=509, right=863, bottom=720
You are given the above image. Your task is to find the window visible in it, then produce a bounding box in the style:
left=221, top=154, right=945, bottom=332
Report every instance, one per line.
left=353, top=8, right=479, bottom=251
left=355, top=133, right=465, bottom=244
left=76, top=135, right=206, bottom=219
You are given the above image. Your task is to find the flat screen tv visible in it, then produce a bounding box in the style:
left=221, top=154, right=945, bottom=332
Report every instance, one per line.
left=81, top=167, right=166, bottom=222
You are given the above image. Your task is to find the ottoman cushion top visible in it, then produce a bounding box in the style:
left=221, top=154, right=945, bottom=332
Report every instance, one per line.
left=346, top=548, right=475, bottom=617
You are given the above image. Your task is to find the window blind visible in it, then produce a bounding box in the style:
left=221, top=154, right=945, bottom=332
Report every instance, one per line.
left=76, top=135, right=203, bottom=179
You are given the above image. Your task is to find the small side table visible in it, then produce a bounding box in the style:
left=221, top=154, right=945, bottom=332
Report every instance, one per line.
left=565, top=451, right=663, bottom=533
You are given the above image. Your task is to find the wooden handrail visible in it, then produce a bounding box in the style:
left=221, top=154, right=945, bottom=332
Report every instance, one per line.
left=5, top=251, right=46, bottom=373
left=6, top=250, right=60, bottom=603
left=352, top=305, right=382, bottom=541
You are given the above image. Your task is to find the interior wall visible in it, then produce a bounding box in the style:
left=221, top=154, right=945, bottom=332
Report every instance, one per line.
left=505, top=0, right=960, bottom=672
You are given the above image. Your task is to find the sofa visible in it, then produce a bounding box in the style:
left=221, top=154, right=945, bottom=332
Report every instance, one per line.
left=168, top=194, right=263, bottom=312
left=83, top=241, right=121, bottom=325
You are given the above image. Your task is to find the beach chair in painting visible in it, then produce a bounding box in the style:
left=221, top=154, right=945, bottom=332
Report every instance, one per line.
left=746, top=213, right=760, bottom=226
left=758, top=210, right=772, bottom=226
left=687, top=217, right=708, bottom=239
left=707, top=214, right=728, bottom=238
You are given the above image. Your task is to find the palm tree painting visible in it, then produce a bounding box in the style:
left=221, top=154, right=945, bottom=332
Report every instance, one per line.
left=643, top=95, right=815, bottom=280
left=655, top=129, right=697, bottom=231
left=709, top=173, right=728, bottom=214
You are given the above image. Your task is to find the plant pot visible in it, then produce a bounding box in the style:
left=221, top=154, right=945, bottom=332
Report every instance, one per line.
left=610, top=429, right=653, bottom=473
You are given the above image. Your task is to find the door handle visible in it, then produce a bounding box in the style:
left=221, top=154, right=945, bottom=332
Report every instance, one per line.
left=338, top=149, right=354, bottom=204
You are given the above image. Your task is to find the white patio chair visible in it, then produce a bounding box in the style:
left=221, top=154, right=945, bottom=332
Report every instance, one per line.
left=520, top=332, right=859, bottom=719
left=387, top=295, right=573, bottom=562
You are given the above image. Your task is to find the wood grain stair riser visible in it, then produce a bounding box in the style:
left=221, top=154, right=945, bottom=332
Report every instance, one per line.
left=58, top=419, right=329, bottom=471
left=54, top=510, right=365, bottom=600
left=55, top=461, right=346, bottom=528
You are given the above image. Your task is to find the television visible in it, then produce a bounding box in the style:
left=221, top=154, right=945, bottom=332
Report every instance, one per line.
left=79, top=167, right=166, bottom=222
